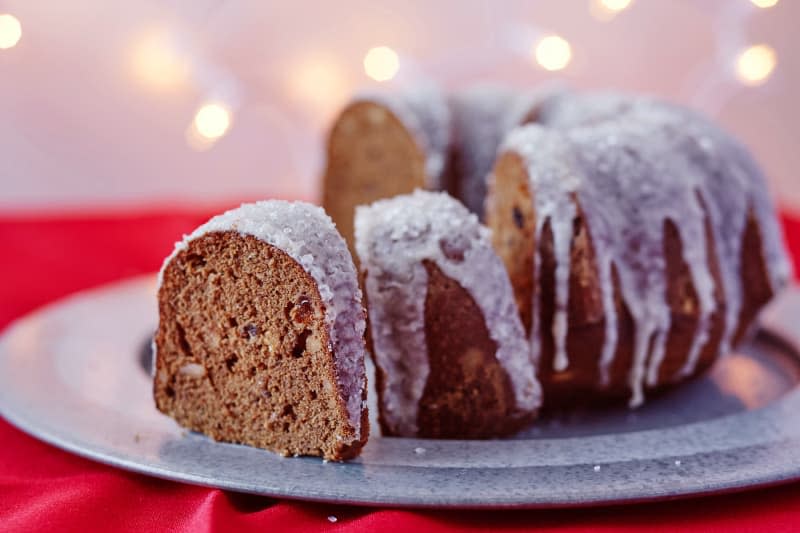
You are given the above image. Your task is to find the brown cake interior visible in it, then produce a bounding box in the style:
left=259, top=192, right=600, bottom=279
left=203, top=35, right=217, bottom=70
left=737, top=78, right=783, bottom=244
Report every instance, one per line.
left=488, top=151, right=775, bottom=404
left=323, top=101, right=427, bottom=257
left=414, top=260, right=533, bottom=438
left=153, top=231, right=366, bottom=460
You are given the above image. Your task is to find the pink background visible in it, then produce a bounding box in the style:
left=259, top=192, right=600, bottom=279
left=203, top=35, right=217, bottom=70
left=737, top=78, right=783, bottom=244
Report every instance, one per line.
left=1, top=0, right=797, bottom=211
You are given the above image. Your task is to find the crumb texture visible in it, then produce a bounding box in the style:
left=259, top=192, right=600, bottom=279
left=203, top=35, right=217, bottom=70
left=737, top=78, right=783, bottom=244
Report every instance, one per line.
left=154, top=201, right=367, bottom=460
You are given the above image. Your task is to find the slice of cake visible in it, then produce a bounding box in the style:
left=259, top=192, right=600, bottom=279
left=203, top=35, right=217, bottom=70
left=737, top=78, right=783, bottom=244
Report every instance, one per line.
left=153, top=201, right=368, bottom=461
left=322, top=84, right=450, bottom=256
left=354, top=190, right=541, bottom=438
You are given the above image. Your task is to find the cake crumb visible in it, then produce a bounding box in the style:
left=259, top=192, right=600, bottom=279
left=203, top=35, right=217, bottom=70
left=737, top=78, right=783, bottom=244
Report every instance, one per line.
left=133, top=433, right=141, bottom=443
left=674, top=459, right=682, bottom=466
left=327, top=515, right=338, bottom=523
left=593, top=465, right=601, bottom=472
left=414, top=447, right=426, bottom=455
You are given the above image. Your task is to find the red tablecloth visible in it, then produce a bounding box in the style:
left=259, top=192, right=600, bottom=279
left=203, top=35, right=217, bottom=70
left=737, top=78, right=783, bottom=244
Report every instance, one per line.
left=2, top=207, right=800, bottom=532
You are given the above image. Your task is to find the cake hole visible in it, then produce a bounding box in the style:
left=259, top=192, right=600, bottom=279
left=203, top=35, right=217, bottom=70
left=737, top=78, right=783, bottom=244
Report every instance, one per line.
left=175, top=323, right=193, bottom=357
left=242, top=324, right=259, bottom=339
left=225, top=353, right=239, bottom=371
left=281, top=404, right=296, bottom=420
left=309, top=390, right=318, bottom=400
left=512, top=206, right=525, bottom=229
left=292, top=330, right=311, bottom=357
left=228, top=317, right=238, bottom=328
left=165, top=385, right=175, bottom=398
left=185, top=253, right=206, bottom=269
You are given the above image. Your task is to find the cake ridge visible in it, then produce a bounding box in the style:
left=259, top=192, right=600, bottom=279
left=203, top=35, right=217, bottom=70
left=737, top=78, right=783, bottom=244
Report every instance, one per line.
left=498, top=92, right=791, bottom=406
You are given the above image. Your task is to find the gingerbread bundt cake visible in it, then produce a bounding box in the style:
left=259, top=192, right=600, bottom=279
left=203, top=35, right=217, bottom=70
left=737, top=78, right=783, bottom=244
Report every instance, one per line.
left=355, top=190, right=541, bottom=437
left=486, top=93, right=792, bottom=406
left=153, top=201, right=368, bottom=460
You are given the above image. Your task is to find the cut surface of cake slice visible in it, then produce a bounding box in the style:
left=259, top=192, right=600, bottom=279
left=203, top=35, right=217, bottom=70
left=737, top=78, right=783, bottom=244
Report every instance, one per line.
left=355, top=190, right=541, bottom=438
left=322, top=84, right=450, bottom=256
left=153, top=200, right=368, bottom=460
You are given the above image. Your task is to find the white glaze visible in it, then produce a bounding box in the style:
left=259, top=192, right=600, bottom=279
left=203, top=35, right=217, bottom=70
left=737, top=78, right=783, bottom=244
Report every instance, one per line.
left=156, top=200, right=367, bottom=438
left=501, top=92, right=791, bottom=407
left=449, top=84, right=565, bottom=217
left=354, top=190, right=541, bottom=436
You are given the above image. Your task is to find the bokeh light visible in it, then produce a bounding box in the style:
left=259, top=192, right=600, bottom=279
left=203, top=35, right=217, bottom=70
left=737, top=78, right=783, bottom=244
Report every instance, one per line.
left=130, top=28, right=191, bottom=91
left=590, top=0, right=634, bottom=21
left=193, top=103, right=232, bottom=139
left=0, top=14, right=22, bottom=50
left=287, top=54, right=350, bottom=119
left=736, top=44, right=777, bottom=86
left=534, top=35, right=572, bottom=71
left=750, top=0, right=779, bottom=8
left=599, top=0, right=633, bottom=12
left=363, top=46, right=400, bottom=82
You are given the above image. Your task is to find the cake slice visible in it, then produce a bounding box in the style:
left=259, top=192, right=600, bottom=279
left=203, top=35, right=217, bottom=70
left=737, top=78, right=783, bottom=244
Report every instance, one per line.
left=322, top=84, right=450, bottom=256
left=355, top=190, right=541, bottom=438
left=153, top=201, right=368, bottom=460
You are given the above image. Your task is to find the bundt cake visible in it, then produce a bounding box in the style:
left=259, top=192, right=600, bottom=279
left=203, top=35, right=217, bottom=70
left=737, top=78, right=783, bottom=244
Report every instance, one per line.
left=486, top=92, right=792, bottom=406
left=354, top=190, right=541, bottom=437
left=153, top=201, right=369, bottom=460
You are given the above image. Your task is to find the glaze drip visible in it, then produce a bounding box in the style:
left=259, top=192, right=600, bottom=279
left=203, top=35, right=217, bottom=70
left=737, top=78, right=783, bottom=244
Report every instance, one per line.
left=500, top=92, right=791, bottom=406
left=354, top=190, right=541, bottom=435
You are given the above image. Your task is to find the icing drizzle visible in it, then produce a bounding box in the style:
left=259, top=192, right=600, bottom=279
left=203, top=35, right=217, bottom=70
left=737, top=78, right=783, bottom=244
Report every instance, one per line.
left=354, top=190, right=541, bottom=435
left=501, top=92, right=791, bottom=406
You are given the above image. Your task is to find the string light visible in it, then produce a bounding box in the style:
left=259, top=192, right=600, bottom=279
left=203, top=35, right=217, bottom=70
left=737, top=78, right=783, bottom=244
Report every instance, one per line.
left=363, top=46, right=400, bottom=82
left=750, top=0, right=779, bottom=8
left=534, top=35, right=572, bottom=71
left=736, top=44, right=777, bottom=86
left=130, top=28, right=191, bottom=91
left=193, top=103, right=232, bottom=139
left=0, top=14, right=22, bottom=50
left=590, top=0, right=634, bottom=21
left=599, top=0, right=633, bottom=12
left=287, top=54, right=350, bottom=119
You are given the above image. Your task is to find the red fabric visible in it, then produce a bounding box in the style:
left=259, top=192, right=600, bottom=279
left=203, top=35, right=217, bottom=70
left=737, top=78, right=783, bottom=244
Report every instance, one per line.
left=1, top=207, right=800, bottom=533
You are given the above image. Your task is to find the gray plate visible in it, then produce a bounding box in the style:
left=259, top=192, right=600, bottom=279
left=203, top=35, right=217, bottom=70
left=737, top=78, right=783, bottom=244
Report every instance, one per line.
left=2, top=275, right=800, bottom=509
